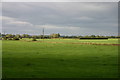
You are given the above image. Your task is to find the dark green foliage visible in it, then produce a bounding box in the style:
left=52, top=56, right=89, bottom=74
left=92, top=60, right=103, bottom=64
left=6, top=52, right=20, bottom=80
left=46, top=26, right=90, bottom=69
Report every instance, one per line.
left=50, top=33, right=60, bottom=38
left=3, top=37, right=8, bottom=40
left=1, top=33, right=120, bottom=39
left=22, top=34, right=30, bottom=38
left=32, top=38, right=37, bottom=41
left=0, top=33, right=1, bottom=37
left=6, top=34, right=13, bottom=38
left=32, top=35, right=38, bottom=39
left=15, top=34, right=21, bottom=39
left=90, top=35, right=96, bottom=38
left=13, top=37, right=19, bottom=40
left=8, top=38, right=13, bottom=40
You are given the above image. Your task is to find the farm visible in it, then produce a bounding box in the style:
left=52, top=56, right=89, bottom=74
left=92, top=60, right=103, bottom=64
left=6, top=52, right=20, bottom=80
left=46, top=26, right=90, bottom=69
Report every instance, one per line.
left=2, top=38, right=119, bottom=78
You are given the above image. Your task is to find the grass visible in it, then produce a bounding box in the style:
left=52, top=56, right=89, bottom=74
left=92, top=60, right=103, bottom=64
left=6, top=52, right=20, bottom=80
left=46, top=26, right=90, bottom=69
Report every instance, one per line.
left=37, top=38, right=118, bottom=44
left=2, top=39, right=119, bottom=78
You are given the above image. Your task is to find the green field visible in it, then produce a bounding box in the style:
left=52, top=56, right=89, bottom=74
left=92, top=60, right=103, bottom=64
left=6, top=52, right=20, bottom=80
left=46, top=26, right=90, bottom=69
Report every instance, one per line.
left=2, top=39, right=119, bottom=78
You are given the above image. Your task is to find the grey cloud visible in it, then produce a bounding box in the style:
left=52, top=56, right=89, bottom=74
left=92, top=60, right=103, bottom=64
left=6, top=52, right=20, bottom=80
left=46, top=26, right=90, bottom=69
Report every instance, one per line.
left=2, top=2, right=118, bottom=36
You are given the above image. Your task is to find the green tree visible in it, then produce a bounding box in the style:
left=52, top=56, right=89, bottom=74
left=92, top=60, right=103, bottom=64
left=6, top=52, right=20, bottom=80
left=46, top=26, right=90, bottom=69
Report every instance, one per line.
left=13, top=37, right=19, bottom=40
left=3, top=36, right=7, bottom=40
left=22, top=34, right=30, bottom=38
left=50, top=33, right=60, bottom=38
left=0, top=33, right=1, bottom=37
left=6, top=34, right=13, bottom=38
left=15, top=34, right=21, bottom=38
left=32, top=35, right=38, bottom=39
left=32, top=38, right=37, bottom=41
left=90, top=35, right=96, bottom=38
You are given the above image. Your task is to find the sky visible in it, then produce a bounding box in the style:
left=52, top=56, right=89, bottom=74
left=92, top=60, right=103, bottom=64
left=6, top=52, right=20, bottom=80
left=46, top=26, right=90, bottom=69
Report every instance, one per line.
left=1, top=2, right=118, bottom=36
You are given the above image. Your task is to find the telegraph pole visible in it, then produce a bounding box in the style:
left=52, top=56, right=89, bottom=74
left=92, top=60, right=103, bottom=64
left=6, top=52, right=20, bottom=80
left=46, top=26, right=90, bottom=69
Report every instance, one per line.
left=43, top=28, right=44, bottom=39
left=3, top=31, right=6, bottom=35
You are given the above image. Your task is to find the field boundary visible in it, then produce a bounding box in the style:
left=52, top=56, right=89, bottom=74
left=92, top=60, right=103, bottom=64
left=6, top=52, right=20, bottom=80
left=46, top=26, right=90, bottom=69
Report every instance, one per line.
left=26, top=41, right=120, bottom=46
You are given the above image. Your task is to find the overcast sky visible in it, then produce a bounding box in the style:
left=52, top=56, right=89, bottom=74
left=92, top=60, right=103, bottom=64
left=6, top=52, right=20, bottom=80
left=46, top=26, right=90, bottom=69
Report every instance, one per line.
left=1, top=2, right=118, bottom=36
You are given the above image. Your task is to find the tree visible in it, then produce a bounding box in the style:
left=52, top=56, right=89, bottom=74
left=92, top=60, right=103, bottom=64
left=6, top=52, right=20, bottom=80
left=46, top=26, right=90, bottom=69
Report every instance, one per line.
left=78, top=36, right=83, bottom=38
left=90, top=35, right=96, bottom=38
left=32, top=38, right=37, bottom=41
left=96, top=35, right=100, bottom=38
left=84, top=35, right=89, bottom=38
left=3, top=36, right=7, bottom=40
left=15, top=34, right=21, bottom=39
left=58, top=33, right=60, bottom=37
left=22, top=34, right=30, bottom=38
left=13, top=37, right=19, bottom=40
left=32, top=35, right=37, bottom=38
left=6, top=34, right=13, bottom=38
left=50, top=33, right=60, bottom=38
left=0, top=33, right=1, bottom=37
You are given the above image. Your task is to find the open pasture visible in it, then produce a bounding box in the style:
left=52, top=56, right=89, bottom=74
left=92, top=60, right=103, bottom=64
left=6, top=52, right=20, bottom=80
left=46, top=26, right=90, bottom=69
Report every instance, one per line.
left=2, top=39, right=119, bottom=78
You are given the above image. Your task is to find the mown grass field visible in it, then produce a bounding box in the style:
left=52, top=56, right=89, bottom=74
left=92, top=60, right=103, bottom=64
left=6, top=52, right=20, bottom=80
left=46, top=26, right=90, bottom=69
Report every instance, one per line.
left=2, top=39, right=119, bottom=78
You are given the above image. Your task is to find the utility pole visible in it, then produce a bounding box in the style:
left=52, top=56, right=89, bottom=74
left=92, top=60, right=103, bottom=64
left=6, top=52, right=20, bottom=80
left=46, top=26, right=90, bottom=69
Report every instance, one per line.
left=42, top=28, right=44, bottom=39
left=3, top=31, right=5, bottom=35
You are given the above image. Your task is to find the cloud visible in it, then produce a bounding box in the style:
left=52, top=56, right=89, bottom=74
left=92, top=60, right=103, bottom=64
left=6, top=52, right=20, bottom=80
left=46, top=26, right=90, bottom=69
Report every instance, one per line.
left=35, top=24, right=80, bottom=30
left=1, top=16, right=33, bottom=27
left=7, top=20, right=33, bottom=27
left=75, top=16, right=94, bottom=21
left=2, top=2, right=118, bottom=36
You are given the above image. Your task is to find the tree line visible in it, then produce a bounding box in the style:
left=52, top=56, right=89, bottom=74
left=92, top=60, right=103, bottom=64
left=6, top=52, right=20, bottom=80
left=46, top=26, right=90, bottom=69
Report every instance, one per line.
left=0, top=33, right=60, bottom=40
left=0, top=33, right=120, bottom=41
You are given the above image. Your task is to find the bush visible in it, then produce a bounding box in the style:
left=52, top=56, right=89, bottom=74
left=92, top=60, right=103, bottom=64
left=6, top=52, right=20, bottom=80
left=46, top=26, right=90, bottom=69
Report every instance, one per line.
left=32, top=38, right=37, bottom=41
left=8, top=38, right=13, bottom=40
left=3, top=37, right=7, bottom=40
left=13, top=37, right=19, bottom=40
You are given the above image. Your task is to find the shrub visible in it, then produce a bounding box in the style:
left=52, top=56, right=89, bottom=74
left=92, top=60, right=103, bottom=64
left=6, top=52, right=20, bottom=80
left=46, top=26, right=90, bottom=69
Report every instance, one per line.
left=8, top=38, right=13, bottom=40
left=32, top=38, right=37, bottom=41
left=13, top=37, right=19, bottom=40
left=3, top=37, right=7, bottom=40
